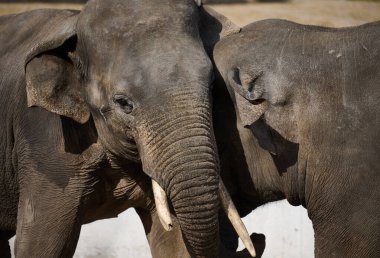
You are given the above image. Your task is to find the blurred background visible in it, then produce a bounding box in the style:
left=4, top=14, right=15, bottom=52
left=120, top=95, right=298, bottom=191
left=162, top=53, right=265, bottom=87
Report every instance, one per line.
left=2, top=0, right=380, bottom=257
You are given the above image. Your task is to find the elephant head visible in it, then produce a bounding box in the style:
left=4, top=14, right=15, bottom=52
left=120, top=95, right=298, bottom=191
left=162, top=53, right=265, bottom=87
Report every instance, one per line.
left=213, top=22, right=301, bottom=153
left=23, top=0, right=254, bottom=257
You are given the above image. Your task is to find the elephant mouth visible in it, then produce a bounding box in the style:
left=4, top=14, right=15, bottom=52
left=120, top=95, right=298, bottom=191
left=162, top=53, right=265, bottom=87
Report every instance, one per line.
left=151, top=178, right=257, bottom=257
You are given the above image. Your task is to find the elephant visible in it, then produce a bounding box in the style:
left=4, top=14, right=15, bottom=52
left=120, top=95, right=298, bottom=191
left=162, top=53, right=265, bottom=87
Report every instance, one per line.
left=0, top=0, right=258, bottom=257
left=212, top=19, right=380, bottom=257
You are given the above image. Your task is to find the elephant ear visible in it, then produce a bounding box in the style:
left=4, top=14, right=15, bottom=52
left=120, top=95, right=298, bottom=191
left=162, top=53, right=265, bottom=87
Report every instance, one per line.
left=25, top=12, right=90, bottom=124
left=198, top=6, right=241, bottom=54
left=227, top=68, right=269, bottom=127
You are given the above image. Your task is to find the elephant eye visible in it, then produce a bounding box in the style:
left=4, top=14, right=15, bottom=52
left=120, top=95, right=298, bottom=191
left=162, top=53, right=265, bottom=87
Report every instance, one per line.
left=113, top=94, right=134, bottom=114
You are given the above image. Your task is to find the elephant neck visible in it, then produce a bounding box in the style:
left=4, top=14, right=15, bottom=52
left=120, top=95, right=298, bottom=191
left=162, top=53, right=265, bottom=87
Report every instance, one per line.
left=230, top=123, right=286, bottom=207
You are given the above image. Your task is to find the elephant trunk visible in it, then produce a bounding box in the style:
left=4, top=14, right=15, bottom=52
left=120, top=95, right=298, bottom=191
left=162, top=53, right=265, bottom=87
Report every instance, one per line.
left=137, top=96, right=220, bottom=257
left=167, top=150, right=219, bottom=257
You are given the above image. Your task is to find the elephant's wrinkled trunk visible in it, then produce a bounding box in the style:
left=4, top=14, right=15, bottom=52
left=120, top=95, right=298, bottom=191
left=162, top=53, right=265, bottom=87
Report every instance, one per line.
left=137, top=93, right=220, bottom=257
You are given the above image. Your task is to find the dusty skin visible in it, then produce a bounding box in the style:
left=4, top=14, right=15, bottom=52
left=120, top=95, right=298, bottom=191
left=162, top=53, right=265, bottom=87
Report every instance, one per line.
left=0, top=1, right=379, bottom=258
left=1, top=1, right=380, bottom=26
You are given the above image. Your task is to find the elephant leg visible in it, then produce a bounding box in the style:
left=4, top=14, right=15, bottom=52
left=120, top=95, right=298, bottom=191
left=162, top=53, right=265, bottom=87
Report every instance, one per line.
left=15, top=183, right=83, bottom=258
left=313, top=203, right=380, bottom=258
left=314, top=224, right=379, bottom=258
left=0, top=231, right=14, bottom=258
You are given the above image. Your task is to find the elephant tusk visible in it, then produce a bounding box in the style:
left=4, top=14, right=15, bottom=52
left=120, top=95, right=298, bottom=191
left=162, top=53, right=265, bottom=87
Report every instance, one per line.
left=219, top=180, right=256, bottom=257
left=152, top=180, right=173, bottom=231
left=194, top=0, right=202, bottom=6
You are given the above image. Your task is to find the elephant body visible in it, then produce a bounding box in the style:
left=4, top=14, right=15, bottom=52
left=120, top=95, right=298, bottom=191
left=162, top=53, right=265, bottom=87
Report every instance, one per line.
left=0, top=8, right=169, bottom=258
left=0, top=1, right=241, bottom=257
left=213, top=19, right=380, bottom=257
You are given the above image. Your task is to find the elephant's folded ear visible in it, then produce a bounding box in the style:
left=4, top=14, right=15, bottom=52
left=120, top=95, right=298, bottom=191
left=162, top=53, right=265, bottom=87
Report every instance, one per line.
left=198, top=6, right=240, bottom=54
left=236, top=94, right=268, bottom=127
left=227, top=68, right=268, bottom=127
left=25, top=12, right=90, bottom=124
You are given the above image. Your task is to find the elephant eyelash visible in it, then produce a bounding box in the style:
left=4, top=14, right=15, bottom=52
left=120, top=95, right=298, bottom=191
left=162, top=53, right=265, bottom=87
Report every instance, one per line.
left=99, top=105, right=111, bottom=121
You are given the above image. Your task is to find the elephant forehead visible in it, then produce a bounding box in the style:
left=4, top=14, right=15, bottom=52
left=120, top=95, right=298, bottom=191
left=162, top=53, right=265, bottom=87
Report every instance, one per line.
left=78, top=0, right=197, bottom=38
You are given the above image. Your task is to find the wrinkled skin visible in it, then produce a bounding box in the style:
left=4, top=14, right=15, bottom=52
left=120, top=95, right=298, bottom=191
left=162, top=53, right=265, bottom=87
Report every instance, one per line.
left=0, top=1, right=242, bottom=257
left=213, top=19, right=380, bottom=257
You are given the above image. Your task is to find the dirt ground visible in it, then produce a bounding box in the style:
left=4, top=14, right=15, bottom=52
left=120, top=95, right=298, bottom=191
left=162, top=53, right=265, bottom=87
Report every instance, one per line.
left=213, top=1, right=380, bottom=27
left=1, top=1, right=380, bottom=27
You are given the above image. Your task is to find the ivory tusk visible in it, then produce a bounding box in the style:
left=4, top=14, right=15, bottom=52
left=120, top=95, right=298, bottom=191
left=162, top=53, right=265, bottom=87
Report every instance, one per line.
left=219, top=180, right=256, bottom=257
left=152, top=179, right=173, bottom=231
left=194, top=0, right=202, bottom=6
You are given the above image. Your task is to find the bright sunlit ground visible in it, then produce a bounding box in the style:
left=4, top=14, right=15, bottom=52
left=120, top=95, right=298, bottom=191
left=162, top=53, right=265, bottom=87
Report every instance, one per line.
left=10, top=200, right=313, bottom=258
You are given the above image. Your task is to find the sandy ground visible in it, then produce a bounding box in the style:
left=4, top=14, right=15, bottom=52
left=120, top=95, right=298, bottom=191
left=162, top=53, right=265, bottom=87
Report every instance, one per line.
left=0, top=3, right=81, bottom=16
left=1, top=1, right=380, bottom=27
left=213, top=1, right=380, bottom=27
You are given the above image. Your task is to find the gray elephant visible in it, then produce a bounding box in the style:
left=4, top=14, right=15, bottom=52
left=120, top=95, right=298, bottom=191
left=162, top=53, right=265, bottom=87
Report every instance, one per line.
left=213, top=19, right=380, bottom=257
left=0, top=0, right=257, bottom=257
